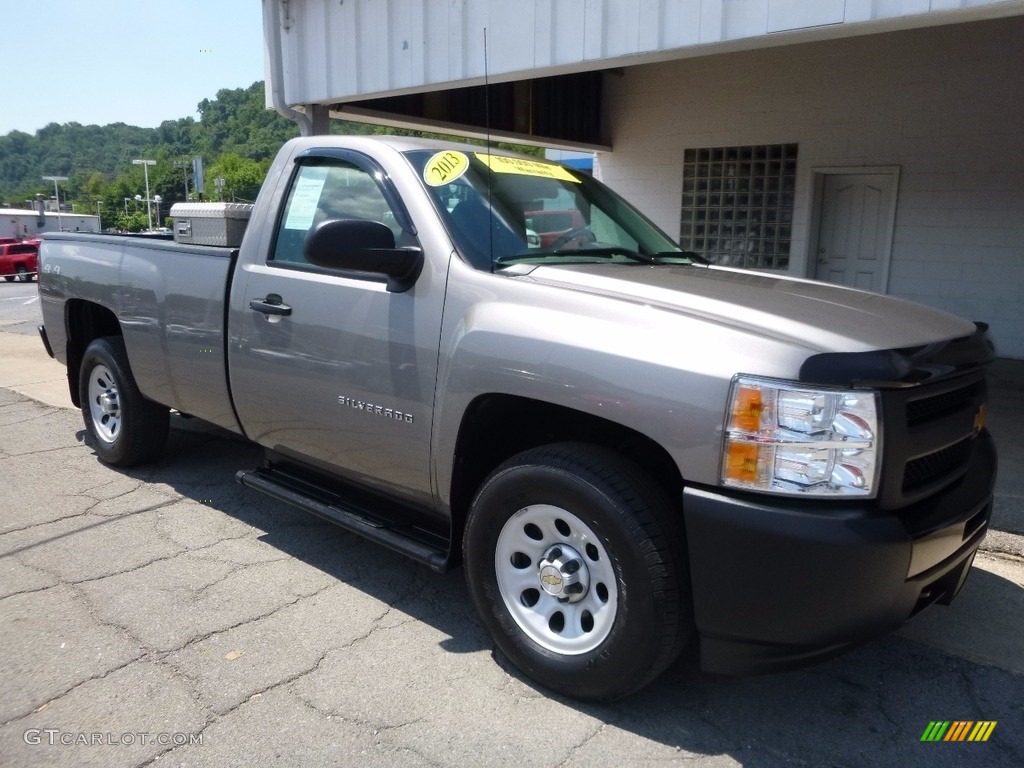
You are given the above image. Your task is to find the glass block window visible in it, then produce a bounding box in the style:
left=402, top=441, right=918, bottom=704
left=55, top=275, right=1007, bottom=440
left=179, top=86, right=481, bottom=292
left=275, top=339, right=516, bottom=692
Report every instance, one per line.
left=680, top=144, right=797, bottom=270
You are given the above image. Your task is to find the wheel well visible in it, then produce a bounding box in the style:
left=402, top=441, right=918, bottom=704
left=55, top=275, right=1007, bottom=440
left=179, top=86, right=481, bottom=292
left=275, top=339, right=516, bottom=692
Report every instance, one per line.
left=64, top=300, right=122, bottom=408
left=448, top=394, right=684, bottom=559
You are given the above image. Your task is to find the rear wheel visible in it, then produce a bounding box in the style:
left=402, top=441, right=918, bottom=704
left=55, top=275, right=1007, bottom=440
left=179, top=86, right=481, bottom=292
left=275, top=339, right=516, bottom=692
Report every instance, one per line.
left=79, top=337, right=169, bottom=467
left=463, top=443, right=692, bottom=701
left=15, top=264, right=30, bottom=282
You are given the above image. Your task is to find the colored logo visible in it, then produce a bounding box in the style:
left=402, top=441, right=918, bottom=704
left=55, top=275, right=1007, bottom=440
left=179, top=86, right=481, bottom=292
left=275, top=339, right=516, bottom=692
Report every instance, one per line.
left=921, top=721, right=996, bottom=742
left=539, top=566, right=563, bottom=592
left=973, top=404, right=987, bottom=434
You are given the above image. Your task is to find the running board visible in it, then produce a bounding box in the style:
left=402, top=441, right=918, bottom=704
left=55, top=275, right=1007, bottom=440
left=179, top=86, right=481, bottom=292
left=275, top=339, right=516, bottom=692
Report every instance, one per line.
left=235, top=467, right=449, bottom=572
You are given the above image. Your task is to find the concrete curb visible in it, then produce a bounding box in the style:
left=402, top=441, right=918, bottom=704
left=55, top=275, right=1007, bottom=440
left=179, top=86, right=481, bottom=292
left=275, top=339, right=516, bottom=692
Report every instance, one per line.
left=0, top=329, right=72, bottom=408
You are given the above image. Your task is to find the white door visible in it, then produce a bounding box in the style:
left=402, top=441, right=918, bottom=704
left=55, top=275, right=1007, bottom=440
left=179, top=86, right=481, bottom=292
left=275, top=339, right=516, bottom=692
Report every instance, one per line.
left=814, top=172, right=898, bottom=292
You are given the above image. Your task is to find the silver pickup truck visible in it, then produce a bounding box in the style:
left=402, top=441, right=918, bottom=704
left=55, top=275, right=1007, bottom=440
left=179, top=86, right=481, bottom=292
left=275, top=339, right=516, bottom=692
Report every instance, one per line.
left=37, top=136, right=997, bottom=700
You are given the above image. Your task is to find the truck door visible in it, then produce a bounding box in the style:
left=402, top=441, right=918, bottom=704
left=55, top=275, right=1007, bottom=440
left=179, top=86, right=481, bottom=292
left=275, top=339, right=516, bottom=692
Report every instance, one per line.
left=228, top=150, right=443, bottom=507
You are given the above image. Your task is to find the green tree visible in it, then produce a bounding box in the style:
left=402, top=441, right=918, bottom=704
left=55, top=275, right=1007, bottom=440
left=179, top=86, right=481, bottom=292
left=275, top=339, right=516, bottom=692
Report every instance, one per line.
left=205, top=153, right=266, bottom=202
left=0, top=79, right=545, bottom=212
left=117, top=211, right=150, bottom=232
left=194, top=82, right=299, bottom=162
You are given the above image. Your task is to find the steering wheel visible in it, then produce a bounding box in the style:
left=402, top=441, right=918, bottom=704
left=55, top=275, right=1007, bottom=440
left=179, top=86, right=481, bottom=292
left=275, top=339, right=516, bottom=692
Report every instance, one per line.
left=550, top=226, right=597, bottom=250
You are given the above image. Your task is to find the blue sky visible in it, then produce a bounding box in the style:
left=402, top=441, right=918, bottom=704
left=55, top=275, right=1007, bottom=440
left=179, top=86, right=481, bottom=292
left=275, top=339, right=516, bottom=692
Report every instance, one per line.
left=1, top=0, right=266, bottom=135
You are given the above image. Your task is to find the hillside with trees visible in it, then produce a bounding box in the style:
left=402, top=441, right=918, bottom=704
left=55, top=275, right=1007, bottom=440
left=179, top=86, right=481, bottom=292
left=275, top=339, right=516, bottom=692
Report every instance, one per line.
left=0, top=82, right=301, bottom=231
left=0, top=81, right=541, bottom=232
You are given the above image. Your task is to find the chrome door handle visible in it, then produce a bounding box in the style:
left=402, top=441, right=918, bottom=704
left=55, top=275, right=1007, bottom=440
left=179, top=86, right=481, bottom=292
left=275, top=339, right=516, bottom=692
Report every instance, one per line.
left=249, top=295, right=292, bottom=316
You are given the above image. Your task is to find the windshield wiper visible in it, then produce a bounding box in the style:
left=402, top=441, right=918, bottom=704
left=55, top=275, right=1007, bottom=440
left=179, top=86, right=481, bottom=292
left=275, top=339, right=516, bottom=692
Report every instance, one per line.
left=654, top=250, right=711, bottom=265
left=494, top=247, right=710, bottom=267
left=495, top=247, right=657, bottom=266
left=556, top=247, right=660, bottom=263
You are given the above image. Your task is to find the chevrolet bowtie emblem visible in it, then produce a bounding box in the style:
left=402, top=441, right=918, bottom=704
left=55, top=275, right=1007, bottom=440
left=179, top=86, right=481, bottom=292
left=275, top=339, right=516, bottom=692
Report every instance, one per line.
left=973, top=404, right=986, bottom=434
left=540, top=573, right=562, bottom=587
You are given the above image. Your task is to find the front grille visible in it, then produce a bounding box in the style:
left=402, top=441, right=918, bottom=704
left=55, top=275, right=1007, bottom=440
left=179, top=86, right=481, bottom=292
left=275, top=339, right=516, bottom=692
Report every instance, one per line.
left=902, top=437, right=974, bottom=493
left=906, top=382, right=983, bottom=427
left=877, top=371, right=987, bottom=510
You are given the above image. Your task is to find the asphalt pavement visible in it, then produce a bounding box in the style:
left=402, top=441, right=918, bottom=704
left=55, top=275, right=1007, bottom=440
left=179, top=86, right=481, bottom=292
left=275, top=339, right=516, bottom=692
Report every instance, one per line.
left=1, top=280, right=1022, bottom=767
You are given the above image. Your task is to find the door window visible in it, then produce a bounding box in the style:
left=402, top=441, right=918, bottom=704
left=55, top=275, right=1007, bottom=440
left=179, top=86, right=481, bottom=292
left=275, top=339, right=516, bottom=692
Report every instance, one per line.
left=272, top=160, right=403, bottom=265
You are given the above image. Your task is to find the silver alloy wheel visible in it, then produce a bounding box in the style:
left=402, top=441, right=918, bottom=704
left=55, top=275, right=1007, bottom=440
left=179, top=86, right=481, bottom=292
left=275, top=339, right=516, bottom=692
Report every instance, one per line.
left=494, top=504, right=618, bottom=655
left=87, top=363, right=121, bottom=443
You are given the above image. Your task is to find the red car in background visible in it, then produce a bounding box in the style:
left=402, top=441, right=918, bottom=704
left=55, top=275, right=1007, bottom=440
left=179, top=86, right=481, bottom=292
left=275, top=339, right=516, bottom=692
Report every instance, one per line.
left=0, top=239, right=40, bottom=282
left=524, top=209, right=587, bottom=248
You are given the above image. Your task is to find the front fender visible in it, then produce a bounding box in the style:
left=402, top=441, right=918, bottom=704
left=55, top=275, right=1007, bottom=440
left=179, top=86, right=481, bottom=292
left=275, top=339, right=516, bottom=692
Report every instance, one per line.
left=430, top=267, right=810, bottom=507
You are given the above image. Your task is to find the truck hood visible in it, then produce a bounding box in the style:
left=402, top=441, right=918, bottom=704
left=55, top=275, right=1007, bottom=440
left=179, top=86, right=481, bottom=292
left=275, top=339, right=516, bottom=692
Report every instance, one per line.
left=520, top=263, right=977, bottom=353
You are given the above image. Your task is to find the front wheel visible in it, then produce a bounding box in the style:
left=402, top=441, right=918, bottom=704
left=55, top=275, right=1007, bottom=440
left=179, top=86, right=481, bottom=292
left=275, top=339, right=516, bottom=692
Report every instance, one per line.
left=463, top=443, right=692, bottom=701
left=79, top=337, right=169, bottom=467
left=16, top=265, right=31, bottom=282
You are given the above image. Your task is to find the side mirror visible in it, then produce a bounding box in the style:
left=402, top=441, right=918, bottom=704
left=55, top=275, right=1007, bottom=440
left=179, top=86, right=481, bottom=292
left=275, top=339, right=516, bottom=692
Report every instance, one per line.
left=304, top=219, right=423, bottom=293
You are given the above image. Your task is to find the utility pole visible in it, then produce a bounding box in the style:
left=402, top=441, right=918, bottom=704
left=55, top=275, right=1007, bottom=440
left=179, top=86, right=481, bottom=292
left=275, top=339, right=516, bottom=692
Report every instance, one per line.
left=173, top=157, right=191, bottom=200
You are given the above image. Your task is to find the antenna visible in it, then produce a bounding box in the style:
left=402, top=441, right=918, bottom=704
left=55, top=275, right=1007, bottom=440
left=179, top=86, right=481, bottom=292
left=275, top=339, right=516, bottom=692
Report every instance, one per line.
left=483, top=27, right=492, bottom=147
left=484, top=27, right=494, bottom=271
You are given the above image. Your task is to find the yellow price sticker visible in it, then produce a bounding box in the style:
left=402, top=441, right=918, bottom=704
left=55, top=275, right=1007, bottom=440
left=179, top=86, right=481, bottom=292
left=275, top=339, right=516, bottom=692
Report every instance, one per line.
left=474, top=154, right=580, bottom=183
left=423, top=151, right=470, bottom=187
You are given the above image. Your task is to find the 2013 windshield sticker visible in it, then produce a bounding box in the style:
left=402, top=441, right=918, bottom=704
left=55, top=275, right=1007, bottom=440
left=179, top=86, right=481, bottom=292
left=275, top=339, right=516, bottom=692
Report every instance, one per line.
left=423, top=151, right=469, bottom=187
left=474, top=154, right=580, bottom=183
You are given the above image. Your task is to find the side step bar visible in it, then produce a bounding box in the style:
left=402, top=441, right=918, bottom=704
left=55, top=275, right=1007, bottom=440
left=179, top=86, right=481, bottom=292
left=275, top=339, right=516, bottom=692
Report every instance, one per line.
left=236, top=468, right=449, bottom=573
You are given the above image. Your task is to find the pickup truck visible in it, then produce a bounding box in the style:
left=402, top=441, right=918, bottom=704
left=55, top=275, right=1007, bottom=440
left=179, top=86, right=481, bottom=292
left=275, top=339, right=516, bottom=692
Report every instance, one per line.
left=37, top=135, right=997, bottom=701
left=1, top=239, right=39, bottom=282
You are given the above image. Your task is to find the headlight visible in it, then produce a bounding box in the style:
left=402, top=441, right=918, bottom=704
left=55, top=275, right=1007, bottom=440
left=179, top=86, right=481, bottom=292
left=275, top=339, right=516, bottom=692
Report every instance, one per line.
left=721, top=376, right=880, bottom=497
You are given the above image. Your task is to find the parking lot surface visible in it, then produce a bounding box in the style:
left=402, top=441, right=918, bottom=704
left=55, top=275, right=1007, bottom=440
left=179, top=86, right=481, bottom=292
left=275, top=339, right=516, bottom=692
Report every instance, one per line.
left=1, top=282, right=1023, bottom=767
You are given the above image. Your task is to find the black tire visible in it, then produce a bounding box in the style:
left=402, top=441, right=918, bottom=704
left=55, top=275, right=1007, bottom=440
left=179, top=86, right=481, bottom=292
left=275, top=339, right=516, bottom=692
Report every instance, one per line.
left=463, top=443, right=692, bottom=701
left=3, top=276, right=13, bottom=282
left=16, top=265, right=30, bottom=282
left=79, top=336, right=169, bottom=467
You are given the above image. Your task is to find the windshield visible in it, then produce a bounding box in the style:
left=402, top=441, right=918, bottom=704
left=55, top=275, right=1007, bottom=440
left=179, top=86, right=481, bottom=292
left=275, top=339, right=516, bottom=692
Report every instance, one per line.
left=404, top=149, right=695, bottom=271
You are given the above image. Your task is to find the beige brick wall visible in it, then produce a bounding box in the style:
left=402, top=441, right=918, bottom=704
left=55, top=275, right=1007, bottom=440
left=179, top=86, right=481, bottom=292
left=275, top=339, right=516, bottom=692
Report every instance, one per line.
left=596, top=16, right=1024, bottom=358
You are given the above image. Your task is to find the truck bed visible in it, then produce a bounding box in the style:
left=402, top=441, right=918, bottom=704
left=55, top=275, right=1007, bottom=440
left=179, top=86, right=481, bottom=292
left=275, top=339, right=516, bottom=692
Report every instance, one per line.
left=39, top=233, right=243, bottom=433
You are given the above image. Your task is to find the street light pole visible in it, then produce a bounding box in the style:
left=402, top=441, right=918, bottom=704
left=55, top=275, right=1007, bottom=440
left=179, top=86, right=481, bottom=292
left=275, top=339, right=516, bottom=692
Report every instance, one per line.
left=132, top=159, right=156, bottom=231
left=42, top=175, right=68, bottom=231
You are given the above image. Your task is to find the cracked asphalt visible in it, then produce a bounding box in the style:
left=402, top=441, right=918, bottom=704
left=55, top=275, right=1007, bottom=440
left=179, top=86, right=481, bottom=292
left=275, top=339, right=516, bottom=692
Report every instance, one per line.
left=1, top=285, right=1023, bottom=767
